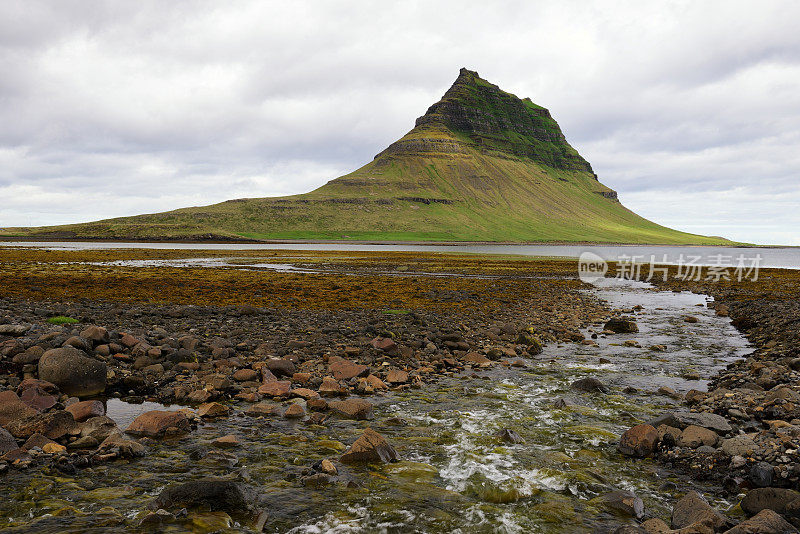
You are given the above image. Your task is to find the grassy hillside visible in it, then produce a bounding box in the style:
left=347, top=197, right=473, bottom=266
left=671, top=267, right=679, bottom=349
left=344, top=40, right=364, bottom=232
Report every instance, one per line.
left=0, top=69, right=732, bottom=245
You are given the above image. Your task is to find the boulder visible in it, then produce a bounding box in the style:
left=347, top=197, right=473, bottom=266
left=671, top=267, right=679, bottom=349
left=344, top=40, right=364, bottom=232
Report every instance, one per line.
left=724, top=509, right=799, bottom=534
left=5, top=410, right=76, bottom=440
left=38, top=346, right=107, bottom=397
left=22, top=433, right=58, bottom=451
left=329, top=399, right=374, bottom=420
left=371, top=337, right=398, bottom=353
left=80, top=325, right=109, bottom=345
left=264, top=359, right=295, bottom=378
left=679, top=426, right=718, bottom=448
left=0, top=324, right=30, bottom=336
left=604, top=317, right=638, bottom=334
left=126, top=410, right=190, bottom=438
left=232, top=369, right=258, bottom=382
left=290, top=387, right=319, bottom=400
left=0, top=427, right=18, bottom=455
left=79, top=416, right=118, bottom=442
left=0, top=390, right=38, bottom=426
left=592, top=490, right=644, bottom=519
left=740, top=487, right=800, bottom=517
left=328, top=357, right=368, bottom=380
left=571, top=377, right=609, bottom=394
left=66, top=400, right=105, bottom=422
left=647, top=411, right=731, bottom=433
left=671, top=491, right=729, bottom=530
left=19, top=387, right=57, bottom=412
left=149, top=479, right=256, bottom=512
left=618, top=424, right=659, bottom=457
left=246, top=402, right=280, bottom=417
left=721, top=435, right=758, bottom=457
left=750, top=462, right=775, bottom=488
left=385, top=369, right=409, bottom=384
left=318, top=377, right=347, bottom=397
left=340, top=428, right=398, bottom=464
left=284, top=404, right=305, bottom=419
left=463, top=352, right=492, bottom=366
left=365, top=375, right=388, bottom=391
left=197, top=402, right=230, bottom=419
left=257, top=381, right=291, bottom=398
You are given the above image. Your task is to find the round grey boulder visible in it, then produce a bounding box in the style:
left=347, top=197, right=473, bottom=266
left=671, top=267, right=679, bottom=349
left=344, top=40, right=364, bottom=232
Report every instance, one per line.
left=38, top=346, right=106, bottom=397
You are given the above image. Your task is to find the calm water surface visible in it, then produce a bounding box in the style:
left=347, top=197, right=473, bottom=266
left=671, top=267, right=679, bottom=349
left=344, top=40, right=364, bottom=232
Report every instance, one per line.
left=2, top=241, right=799, bottom=268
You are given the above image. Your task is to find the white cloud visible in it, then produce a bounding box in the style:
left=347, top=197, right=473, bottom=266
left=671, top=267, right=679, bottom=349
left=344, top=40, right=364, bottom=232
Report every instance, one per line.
left=0, top=0, right=799, bottom=244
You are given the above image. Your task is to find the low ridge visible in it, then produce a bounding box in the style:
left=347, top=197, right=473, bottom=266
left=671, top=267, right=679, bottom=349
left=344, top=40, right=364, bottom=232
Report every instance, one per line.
left=1, top=69, right=731, bottom=244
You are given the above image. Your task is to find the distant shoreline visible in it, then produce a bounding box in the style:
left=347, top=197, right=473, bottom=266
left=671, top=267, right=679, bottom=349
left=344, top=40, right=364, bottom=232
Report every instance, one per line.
left=0, top=237, right=791, bottom=248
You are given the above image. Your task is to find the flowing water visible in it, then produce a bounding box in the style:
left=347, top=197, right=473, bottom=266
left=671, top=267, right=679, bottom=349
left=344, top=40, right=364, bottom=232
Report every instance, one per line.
left=0, top=279, right=752, bottom=533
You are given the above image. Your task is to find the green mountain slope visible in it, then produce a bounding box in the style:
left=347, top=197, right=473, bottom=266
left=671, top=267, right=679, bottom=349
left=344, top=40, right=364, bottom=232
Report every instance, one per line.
left=2, top=68, right=731, bottom=244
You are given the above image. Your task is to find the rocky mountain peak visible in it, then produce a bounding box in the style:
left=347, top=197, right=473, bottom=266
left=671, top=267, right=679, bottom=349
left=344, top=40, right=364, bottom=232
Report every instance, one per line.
left=409, top=69, right=593, bottom=172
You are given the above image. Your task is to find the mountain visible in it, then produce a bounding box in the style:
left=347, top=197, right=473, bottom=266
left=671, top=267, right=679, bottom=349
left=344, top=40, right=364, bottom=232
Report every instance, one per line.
left=2, top=68, right=731, bottom=244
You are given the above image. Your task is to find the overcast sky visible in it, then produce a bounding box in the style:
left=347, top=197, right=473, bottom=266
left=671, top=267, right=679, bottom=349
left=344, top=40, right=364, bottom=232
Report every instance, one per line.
left=1, top=1, right=799, bottom=244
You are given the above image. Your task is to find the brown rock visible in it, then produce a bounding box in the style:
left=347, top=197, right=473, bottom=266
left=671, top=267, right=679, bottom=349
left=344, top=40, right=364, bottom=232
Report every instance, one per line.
left=320, top=458, right=337, bottom=475
left=187, top=389, right=212, bottom=404
left=318, top=377, right=347, bottom=397
left=386, top=369, right=409, bottom=384
left=671, top=491, right=729, bottom=531
left=246, top=402, right=280, bottom=417
left=65, top=400, right=105, bottom=422
left=725, top=509, right=798, bottom=534
left=340, top=427, right=398, bottom=464
left=38, top=346, right=106, bottom=397
left=329, top=399, right=374, bottom=420
left=463, top=352, right=492, bottom=367
left=22, top=432, right=58, bottom=451
left=366, top=374, right=389, bottom=390
left=292, top=372, right=312, bottom=384
left=213, top=434, right=240, bottom=448
left=284, top=404, right=305, bottom=419
left=307, top=398, right=328, bottom=411
left=119, top=333, right=139, bottom=348
left=740, top=487, right=800, bottom=517
left=42, top=442, right=67, bottom=454
left=5, top=410, right=76, bottom=440
left=291, top=388, right=320, bottom=400
left=0, top=390, right=38, bottom=427
left=0, top=427, right=17, bottom=455
left=258, top=381, right=291, bottom=398
left=232, top=369, right=258, bottom=382
left=679, top=425, right=718, bottom=449
left=265, top=359, right=295, bottom=378
left=197, top=402, right=230, bottom=418
left=19, top=387, right=57, bottom=412
left=98, top=431, right=146, bottom=458
left=328, top=357, right=369, bottom=380
left=80, top=325, right=109, bottom=345
left=618, top=424, right=659, bottom=457
left=370, top=337, right=398, bottom=353
left=125, top=410, right=190, bottom=438
left=16, top=378, right=59, bottom=396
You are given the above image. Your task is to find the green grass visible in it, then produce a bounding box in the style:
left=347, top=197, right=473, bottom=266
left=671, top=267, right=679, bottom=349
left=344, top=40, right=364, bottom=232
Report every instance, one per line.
left=47, top=316, right=79, bottom=325
left=1, top=69, right=737, bottom=246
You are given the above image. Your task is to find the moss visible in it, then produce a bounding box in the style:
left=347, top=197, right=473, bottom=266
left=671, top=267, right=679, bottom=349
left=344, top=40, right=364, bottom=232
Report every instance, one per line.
left=46, top=316, right=79, bottom=325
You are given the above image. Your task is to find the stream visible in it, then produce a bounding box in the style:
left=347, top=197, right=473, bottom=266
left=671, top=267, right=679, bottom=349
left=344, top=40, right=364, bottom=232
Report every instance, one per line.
left=0, top=278, right=752, bottom=533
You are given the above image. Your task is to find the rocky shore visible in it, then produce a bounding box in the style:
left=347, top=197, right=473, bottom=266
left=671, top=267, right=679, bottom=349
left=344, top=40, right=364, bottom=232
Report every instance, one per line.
left=2, top=248, right=799, bottom=532
left=612, top=266, right=800, bottom=533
